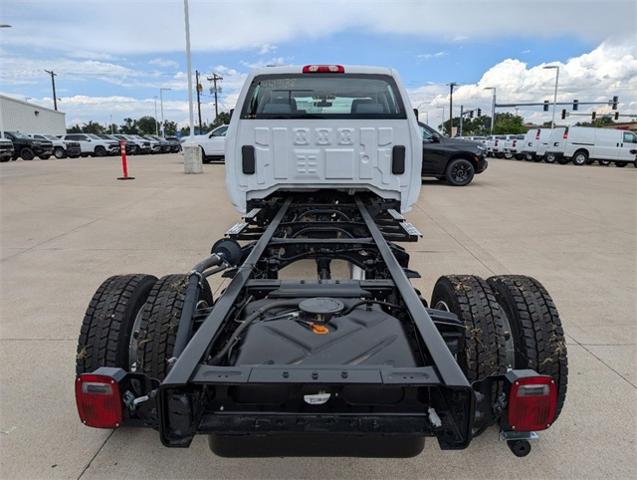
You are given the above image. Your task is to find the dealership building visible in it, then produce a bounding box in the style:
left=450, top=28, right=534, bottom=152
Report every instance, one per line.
left=0, top=95, right=66, bottom=136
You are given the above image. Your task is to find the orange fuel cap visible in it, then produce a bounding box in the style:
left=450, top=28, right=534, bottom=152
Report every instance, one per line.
left=310, top=323, right=329, bottom=335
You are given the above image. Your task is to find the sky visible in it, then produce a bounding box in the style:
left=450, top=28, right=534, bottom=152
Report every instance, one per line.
left=1, top=0, right=636, bottom=129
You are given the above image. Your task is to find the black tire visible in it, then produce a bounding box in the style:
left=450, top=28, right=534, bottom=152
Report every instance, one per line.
left=615, top=162, right=627, bottom=168
left=0, top=157, right=9, bottom=163
left=557, top=156, right=570, bottom=165
left=20, top=147, right=35, bottom=161
left=39, top=154, right=51, bottom=160
left=572, top=149, right=588, bottom=166
left=53, top=147, right=66, bottom=159
left=445, top=158, right=475, bottom=186
left=136, top=274, right=213, bottom=380
left=94, top=145, right=106, bottom=157
left=598, top=159, right=611, bottom=166
left=543, top=154, right=555, bottom=164
left=76, top=274, right=157, bottom=375
left=486, top=275, right=568, bottom=421
left=431, top=275, right=507, bottom=382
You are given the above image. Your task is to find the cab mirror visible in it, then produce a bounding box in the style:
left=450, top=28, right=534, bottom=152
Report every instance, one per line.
left=413, top=108, right=419, bottom=119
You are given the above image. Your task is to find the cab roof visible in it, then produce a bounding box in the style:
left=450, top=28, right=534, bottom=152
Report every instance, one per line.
left=249, top=65, right=396, bottom=77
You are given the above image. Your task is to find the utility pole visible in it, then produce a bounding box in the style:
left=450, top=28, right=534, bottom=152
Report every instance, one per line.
left=207, top=73, right=223, bottom=120
left=159, top=87, right=171, bottom=136
left=44, top=70, right=58, bottom=110
left=459, top=105, right=464, bottom=136
left=195, top=70, right=203, bottom=133
left=448, top=82, right=457, bottom=137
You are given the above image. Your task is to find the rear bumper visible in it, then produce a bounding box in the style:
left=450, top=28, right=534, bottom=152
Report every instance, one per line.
left=0, top=149, right=13, bottom=159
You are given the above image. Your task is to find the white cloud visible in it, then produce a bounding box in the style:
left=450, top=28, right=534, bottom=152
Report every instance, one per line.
left=148, top=58, right=179, bottom=68
left=259, top=43, right=278, bottom=55
left=240, top=57, right=288, bottom=69
left=1, top=0, right=634, bottom=54
left=410, top=38, right=637, bottom=127
left=417, top=51, right=447, bottom=60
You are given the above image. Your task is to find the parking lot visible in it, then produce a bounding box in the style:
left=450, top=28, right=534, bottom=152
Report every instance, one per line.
left=0, top=154, right=635, bottom=479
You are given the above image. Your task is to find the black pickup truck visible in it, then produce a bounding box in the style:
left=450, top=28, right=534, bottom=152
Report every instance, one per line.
left=419, top=122, right=488, bottom=186
left=4, top=131, right=54, bottom=160
left=0, top=137, right=14, bottom=162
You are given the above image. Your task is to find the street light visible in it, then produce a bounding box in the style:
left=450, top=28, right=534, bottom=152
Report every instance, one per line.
left=183, top=0, right=195, bottom=138
left=159, top=87, right=172, bottom=136
left=484, top=87, right=496, bottom=134
left=543, top=65, right=560, bottom=128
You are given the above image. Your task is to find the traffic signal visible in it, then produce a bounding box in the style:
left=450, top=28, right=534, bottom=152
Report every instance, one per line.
left=543, top=100, right=549, bottom=112
left=477, top=108, right=482, bottom=117
left=469, top=110, right=474, bottom=118
left=561, top=109, right=567, bottom=120
left=612, top=96, right=618, bottom=110
left=573, top=99, right=578, bottom=111
left=591, top=111, right=596, bottom=120
left=614, top=112, right=619, bottom=120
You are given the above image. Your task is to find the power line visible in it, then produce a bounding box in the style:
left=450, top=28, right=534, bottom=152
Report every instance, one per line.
left=206, top=73, right=223, bottom=120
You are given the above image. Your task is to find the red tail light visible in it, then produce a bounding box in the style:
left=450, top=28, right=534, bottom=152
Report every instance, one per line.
left=512, top=140, right=517, bottom=147
left=495, top=140, right=499, bottom=146
left=535, top=130, right=541, bottom=140
left=303, top=65, right=345, bottom=73
left=508, top=375, right=557, bottom=432
left=563, top=128, right=569, bottom=139
left=75, top=374, right=123, bottom=428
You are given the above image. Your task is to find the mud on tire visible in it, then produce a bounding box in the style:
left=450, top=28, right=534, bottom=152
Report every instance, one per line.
left=486, top=275, right=568, bottom=420
left=76, top=274, right=157, bottom=375
left=136, top=274, right=213, bottom=380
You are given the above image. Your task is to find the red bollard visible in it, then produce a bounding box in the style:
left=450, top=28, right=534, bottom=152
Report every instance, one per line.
left=117, top=140, right=135, bottom=180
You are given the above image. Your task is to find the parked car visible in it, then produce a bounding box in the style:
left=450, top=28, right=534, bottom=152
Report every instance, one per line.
left=146, top=135, right=171, bottom=153
left=4, top=131, right=53, bottom=160
left=0, top=137, right=14, bottom=162
left=29, top=133, right=81, bottom=159
left=96, top=134, right=129, bottom=154
left=491, top=135, right=508, bottom=158
left=165, top=136, right=182, bottom=153
left=542, top=128, right=568, bottom=164
left=419, top=122, right=488, bottom=186
left=138, top=135, right=163, bottom=154
left=182, top=124, right=228, bottom=163
left=62, top=133, right=118, bottom=157
left=562, top=127, right=637, bottom=167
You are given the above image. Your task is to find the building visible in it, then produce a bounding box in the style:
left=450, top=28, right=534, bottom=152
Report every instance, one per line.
left=0, top=95, right=66, bottom=136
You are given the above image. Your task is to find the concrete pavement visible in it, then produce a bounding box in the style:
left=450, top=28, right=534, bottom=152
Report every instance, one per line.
left=1, top=154, right=635, bottom=479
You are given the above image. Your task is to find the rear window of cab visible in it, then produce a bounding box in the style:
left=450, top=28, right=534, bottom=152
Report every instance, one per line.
left=240, top=74, right=406, bottom=120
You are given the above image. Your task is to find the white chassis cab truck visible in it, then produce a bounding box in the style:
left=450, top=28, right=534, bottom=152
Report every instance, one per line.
left=74, top=65, right=567, bottom=459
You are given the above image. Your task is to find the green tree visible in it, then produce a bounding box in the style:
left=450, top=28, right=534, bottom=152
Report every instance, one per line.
left=81, top=121, right=105, bottom=134
left=107, top=124, right=119, bottom=134
left=137, top=116, right=158, bottom=135
left=492, top=113, right=527, bottom=134
left=67, top=124, right=82, bottom=133
left=162, top=120, right=178, bottom=136
left=120, top=118, right=138, bottom=134
left=212, top=111, right=231, bottom=128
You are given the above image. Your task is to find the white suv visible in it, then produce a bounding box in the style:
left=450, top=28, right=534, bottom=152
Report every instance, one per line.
left=182, top=124, right=228, bottom=163
left=225, top=64, right=422, bottom=213
left=62, top=133, right=119, bottom=156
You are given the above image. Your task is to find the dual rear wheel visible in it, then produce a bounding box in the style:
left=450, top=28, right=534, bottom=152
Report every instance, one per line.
left=431, top=274, right=568, bottom=431
left=76, top=273, right=212, bottom=380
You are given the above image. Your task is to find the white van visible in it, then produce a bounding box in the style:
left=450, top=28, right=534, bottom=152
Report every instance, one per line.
left=541, top=128, right=568, bottom=164
left=502, top=134, right=525, bottom=160
left=521, top=128, right=552, bottom=162
left=224, top=65, right=422, bottom=213
left=563, top=127, right=637, bottom=167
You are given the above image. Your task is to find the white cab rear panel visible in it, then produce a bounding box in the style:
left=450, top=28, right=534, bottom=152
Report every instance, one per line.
left=224, top=66, right=422, bottom=213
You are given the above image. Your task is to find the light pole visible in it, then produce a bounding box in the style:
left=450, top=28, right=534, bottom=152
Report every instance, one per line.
left=153, top=96, right=159, bottom=135
left=439, top=107, right=445, bottom=133
left=484, top=86, right=496, bottom=134
left=543, top=65, right=560, bottom=128
left=447, top=82, right=457, bottom=137
left=159, top=87, right=171, bottom=136
left=0, top=25, right=11, bottom=139
left=183, top=0, right=195, bottom=138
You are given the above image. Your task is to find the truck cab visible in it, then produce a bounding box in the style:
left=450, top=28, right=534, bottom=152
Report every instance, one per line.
left=224, top=65, right=422, bottom=213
